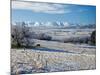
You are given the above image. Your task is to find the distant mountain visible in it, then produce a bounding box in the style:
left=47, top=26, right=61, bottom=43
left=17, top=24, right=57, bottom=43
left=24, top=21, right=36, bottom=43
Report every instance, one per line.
left=44, top=22, right=58, bottom=27
left=28, top=21, right=69, bottom=27
left=12, top=21, right=95, bottom=29
left=79, top=24, right=96, bottom=29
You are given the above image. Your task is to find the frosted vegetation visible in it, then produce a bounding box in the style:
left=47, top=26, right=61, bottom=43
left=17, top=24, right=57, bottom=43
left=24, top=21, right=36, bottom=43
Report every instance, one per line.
left=11, top=22, right=96, bottom=75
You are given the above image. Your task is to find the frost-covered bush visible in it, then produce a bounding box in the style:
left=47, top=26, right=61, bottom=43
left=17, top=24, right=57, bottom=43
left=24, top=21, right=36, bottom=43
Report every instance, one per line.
left=63, top=36, right=90, bottom=44
left=90, top=30, right=96, bottom=45
left=36, top=33, right=52, bottom=41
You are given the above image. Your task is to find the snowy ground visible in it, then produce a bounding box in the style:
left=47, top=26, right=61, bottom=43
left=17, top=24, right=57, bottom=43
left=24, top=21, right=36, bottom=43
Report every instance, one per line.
left=11, top=28, right=96, bottom=75
left=11, top=41, right=96, bottom=75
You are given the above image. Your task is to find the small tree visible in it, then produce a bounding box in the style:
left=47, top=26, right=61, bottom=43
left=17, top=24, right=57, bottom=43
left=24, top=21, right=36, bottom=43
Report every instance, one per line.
left=90, top=30, right=96, bottom=45
left=11, top=22, right=34, bottom=48
left=11, top=25, right=22, bottom=47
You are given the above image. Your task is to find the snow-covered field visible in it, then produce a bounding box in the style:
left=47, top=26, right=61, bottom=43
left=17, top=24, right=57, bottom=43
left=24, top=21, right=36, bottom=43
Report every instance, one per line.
left=11, top=42, right=96, bottom=74
left=30, top=28, right=95, bottom=41
left=11, top=28, right=96, bottom=74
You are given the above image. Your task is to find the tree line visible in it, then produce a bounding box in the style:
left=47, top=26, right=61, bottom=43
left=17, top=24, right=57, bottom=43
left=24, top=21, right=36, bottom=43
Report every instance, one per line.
left=11, top=22, right=96, bottom=48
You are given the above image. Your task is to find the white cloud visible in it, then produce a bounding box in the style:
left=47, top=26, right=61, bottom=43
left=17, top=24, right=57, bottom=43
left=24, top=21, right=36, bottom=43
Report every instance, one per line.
left=12, top=1, right=70, bottom=14
left=78, top=9, right=89, bottom=12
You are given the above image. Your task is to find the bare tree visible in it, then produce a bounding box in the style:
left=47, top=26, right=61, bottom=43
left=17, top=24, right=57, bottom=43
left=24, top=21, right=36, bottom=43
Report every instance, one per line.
left=11, top=25, right=22, bottom=47
left=11, top=22, right=34, bottom=48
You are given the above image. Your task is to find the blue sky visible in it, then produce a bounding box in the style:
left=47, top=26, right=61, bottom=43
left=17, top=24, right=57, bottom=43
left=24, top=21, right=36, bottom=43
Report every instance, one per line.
left=12, top=1, right=96, bottom=25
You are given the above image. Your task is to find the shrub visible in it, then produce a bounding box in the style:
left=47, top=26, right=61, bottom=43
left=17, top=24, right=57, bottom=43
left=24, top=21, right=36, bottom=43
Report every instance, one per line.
left=63, top=36, right=90, bottom=44
left=37, top=33, right=52, bottom=41
left=90, top=30, right=96, bottom=45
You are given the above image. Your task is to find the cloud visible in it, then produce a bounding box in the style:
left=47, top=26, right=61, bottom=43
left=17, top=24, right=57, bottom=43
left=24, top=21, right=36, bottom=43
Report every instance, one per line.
left=12, top=1, right=70, bottom=14
left=78, top=9, right=89, bottom=13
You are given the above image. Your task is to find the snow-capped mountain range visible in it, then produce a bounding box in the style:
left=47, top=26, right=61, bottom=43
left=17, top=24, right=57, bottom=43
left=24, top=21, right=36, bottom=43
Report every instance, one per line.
left=13, top=21, right=69, bottom=27
left=12, top=21, right=96, bottom=29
